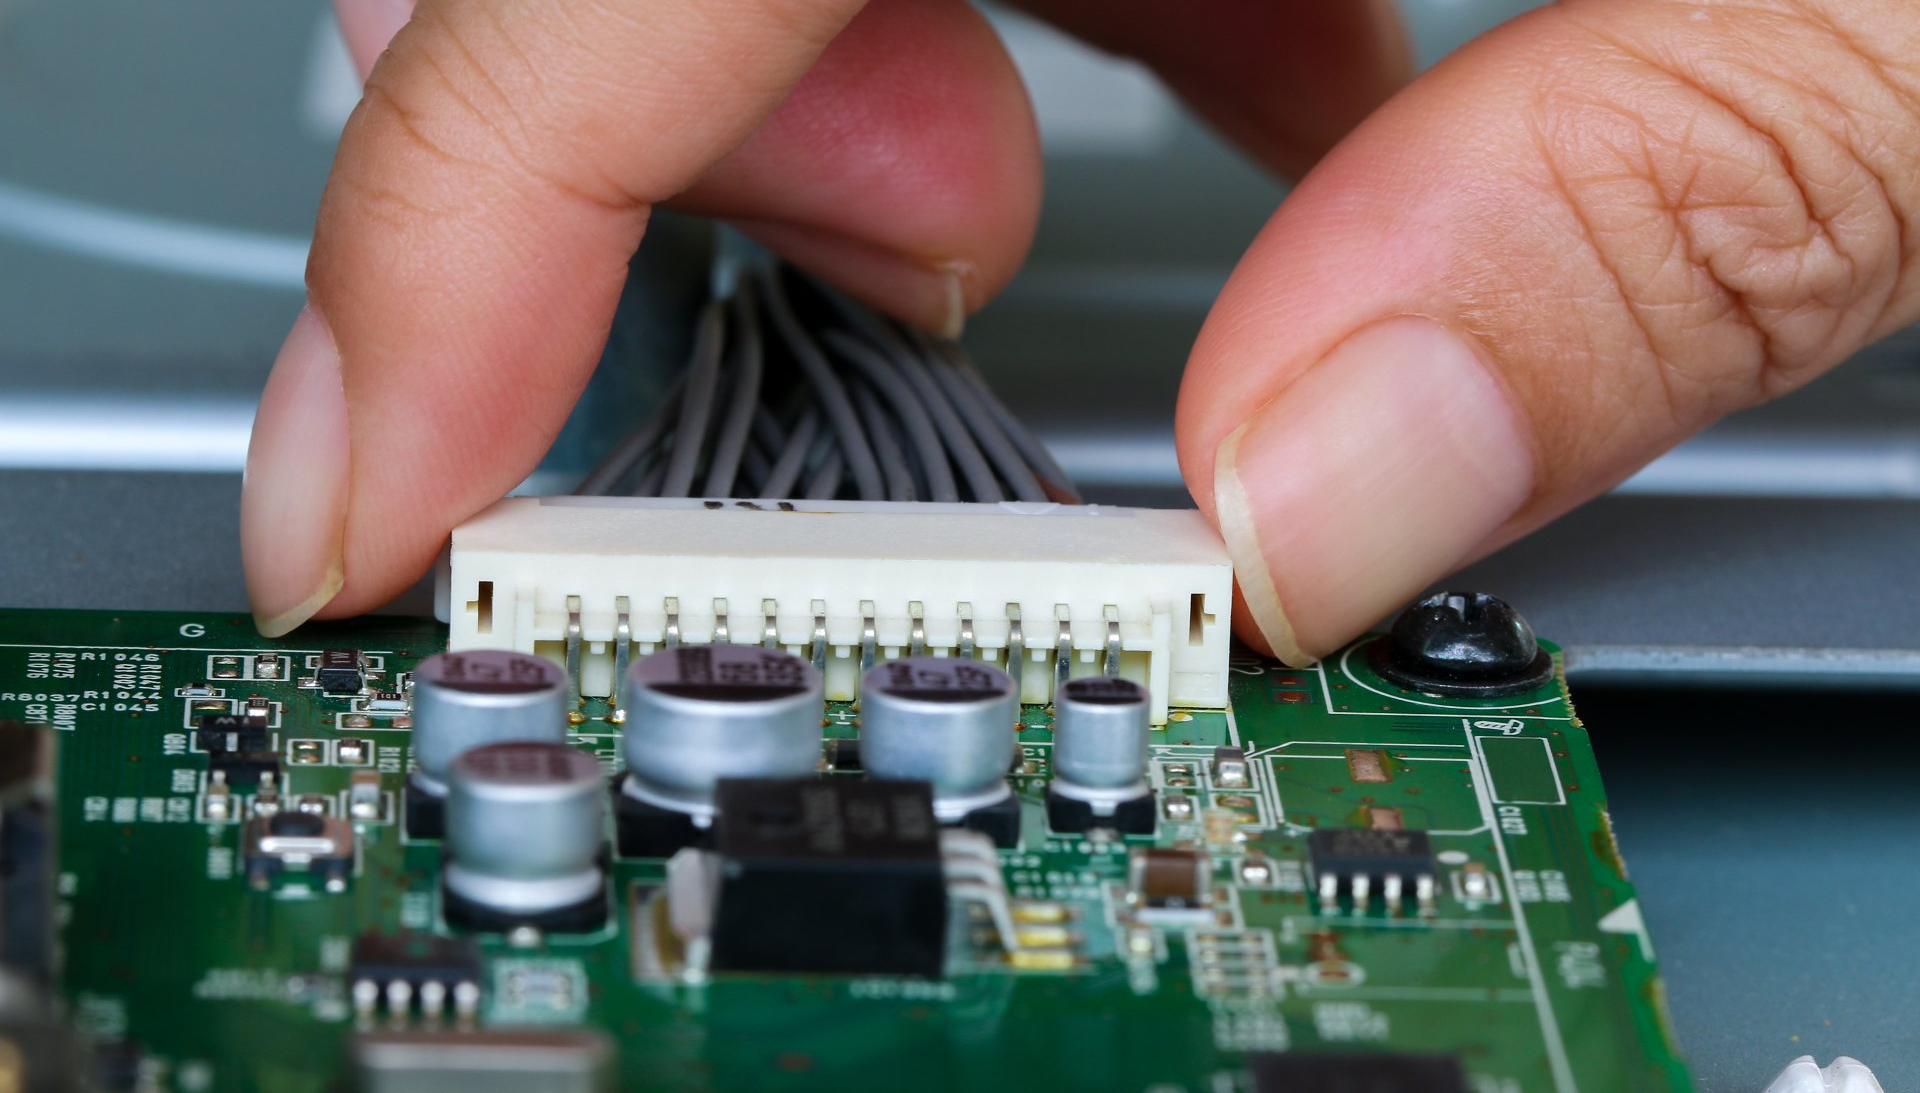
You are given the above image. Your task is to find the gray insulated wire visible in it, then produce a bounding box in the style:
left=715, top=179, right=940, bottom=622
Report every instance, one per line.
left=850, top=376, right=916, bottom=501
left=823, top=331, right=953, bottom=501
left=575, top=260, right=1078, bottom=503
left=758, top=406, right=820, bottom=500
left=630, top=446, right=670, bottom=497
left=573, top=370, right=687, bottom=495
left=759, top=268, right=885, bottom=501
left=946, top=351, right=1081, bottom=503
left=659, top=299, right=727, bottom=497
left=803, top=446, right=846, bottom=500
left=967, top=366, right=1090, bottom=503
left=924, top=339, right=1047, bottom=502
left=894, top=348, right=1001, bottom=502
left=700, top=284, right=763, bottom=498
left=739, top=436, right=775, bottom=494
left=808, top=286, right=993, bottom=498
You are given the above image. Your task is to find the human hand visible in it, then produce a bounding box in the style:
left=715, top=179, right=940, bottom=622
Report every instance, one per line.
left=243, top=0, right=1920, bottom=672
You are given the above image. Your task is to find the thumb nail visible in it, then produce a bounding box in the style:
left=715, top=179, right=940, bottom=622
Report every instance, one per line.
left=1212, top=316, right=1534, bottom=665
left=243, top=305, right=350, bottom=637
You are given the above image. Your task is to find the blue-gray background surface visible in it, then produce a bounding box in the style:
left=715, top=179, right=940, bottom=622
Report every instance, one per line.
left=3, top=1, right=1918, bottom=1089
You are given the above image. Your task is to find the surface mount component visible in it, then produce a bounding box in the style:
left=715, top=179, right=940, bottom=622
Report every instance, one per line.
left=1308, top=828, right=1438, bottom=915
left=348, top=771, right=386, bottom=821
left=242, top=810, right=355, bottom=891
left=1126, top=847, right=1212, bottom=924
left=407, top=650, right=570, bottom=840
left=2, top=606, right=1695, bottom=1092
left=615, top=645, right=824, bottom=857
left=1045, top=677, right=1155, bottom=835
left=1247, top=1051, right=1469, bottom=1093
left=442, top=743, right=608, bottom=932
left=315, top=649, right=367, bottom=695
left=210, top=750, right=281, bottom=788
left=824, top=738, right=861, bottom=771
left=351, top=1029, right=614, bottom=1093
left=705, top=778, right=947, bottom=977
left=1211, top=745, right=1251, bottom=789
left=195, top=713, right=267, bottom=754
left=348, top=933, right=483, bottom=1023
left=1370, top=591, right=1555, bottom=698
left=858, top=657, right=1020, bottom=845
left=442, top=497, right=1233, bottom=722
left=619, top=646, right=822, bottom=814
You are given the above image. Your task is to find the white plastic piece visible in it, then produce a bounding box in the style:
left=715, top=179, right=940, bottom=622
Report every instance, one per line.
left=1762, top=1057, right=1884, bottom=1093
left=443, top=496, right=1233, bottom=723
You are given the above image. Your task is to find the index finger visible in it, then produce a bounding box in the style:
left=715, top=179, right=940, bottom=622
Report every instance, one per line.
left=242, top=0, right=1040, bottom=634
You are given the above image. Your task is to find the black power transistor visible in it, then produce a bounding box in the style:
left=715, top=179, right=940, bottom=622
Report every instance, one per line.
left=1248, top=1052, right=1469, bottom=1093
left=710, top=778, right=947, bottom=977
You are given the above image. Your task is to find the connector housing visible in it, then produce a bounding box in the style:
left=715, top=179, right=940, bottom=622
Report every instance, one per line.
left=441, top=497, right=1232, bottom=723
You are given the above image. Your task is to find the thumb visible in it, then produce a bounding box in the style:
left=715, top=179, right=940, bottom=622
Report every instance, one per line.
left=1178, top=0, right=1920, bottom=665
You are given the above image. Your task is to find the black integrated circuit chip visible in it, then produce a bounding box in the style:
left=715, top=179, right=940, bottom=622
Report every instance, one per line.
left=1309, top=828, right=1434, bottom=880
left=710, top=777, right=946, bottom=977
left=1248, top=1052, right=1469, bottom=1093
left=1308, top=828, right=1436, bottom=913
left=348, top=932, right=483, bottom=990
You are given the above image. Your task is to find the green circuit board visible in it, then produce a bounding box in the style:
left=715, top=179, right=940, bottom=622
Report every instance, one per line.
left=0, top=608, right=1692, bottom=1092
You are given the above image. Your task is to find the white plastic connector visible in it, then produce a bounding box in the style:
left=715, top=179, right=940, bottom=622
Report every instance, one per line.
left=442, top=497, right=1232, bottom=723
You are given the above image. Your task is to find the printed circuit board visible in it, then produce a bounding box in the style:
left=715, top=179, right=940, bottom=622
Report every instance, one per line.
left=0, top=608, right=1692, bottom=1092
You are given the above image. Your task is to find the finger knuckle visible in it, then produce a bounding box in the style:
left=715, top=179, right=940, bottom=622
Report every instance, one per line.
left=1532, top=2, right=1920, bottom=420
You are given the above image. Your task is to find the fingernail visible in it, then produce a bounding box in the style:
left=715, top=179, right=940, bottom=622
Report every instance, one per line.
left=243, top=305, right=349, bottom=638
left=731, top=219, right=973, bottom=337
left=335, top=0, right=416, bottom=78
left=929, top=266, right=967, bottom=339
left=1212, top=316, right=1534, bottom=666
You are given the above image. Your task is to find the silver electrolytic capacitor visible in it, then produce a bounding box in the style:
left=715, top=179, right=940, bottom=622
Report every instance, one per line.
left=859, top=657, right=1018, bottom=820
left=443, top=742, right=606, bottom=917
left=410, top=650, right=570, bottom=795
left=1051, top=677, right=1151, bottom=792
left=620, top=645, right=824, bottom=820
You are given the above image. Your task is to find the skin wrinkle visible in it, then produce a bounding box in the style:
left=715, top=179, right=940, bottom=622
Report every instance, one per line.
left=1786, top=0, right=1920, bottom=126
left=401, top=19, right=649, bottom=215
left=1556, top=68, right=1803, bottom=401
left=1532, top=53, right=1887, bottom=426
left=1760, top=75, right=1910, bottom=291
left=1563, top=3, right=1913, bottom=372
left=1440, top=0, right=1917, bottom=512
left=320, top=138, right=440, bottom=234
left=360, top=54, right=678, bottom=231
left=1525, top=106, right=1692, bottom=431
left=381, top=4, right=848, bottom=217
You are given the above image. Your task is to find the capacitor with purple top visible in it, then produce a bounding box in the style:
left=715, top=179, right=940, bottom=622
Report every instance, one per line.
left=405, top=649, right=570, bottom=839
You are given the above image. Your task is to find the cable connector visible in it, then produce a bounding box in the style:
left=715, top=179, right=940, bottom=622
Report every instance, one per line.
left=441, top=497, right=1232, bottom=723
